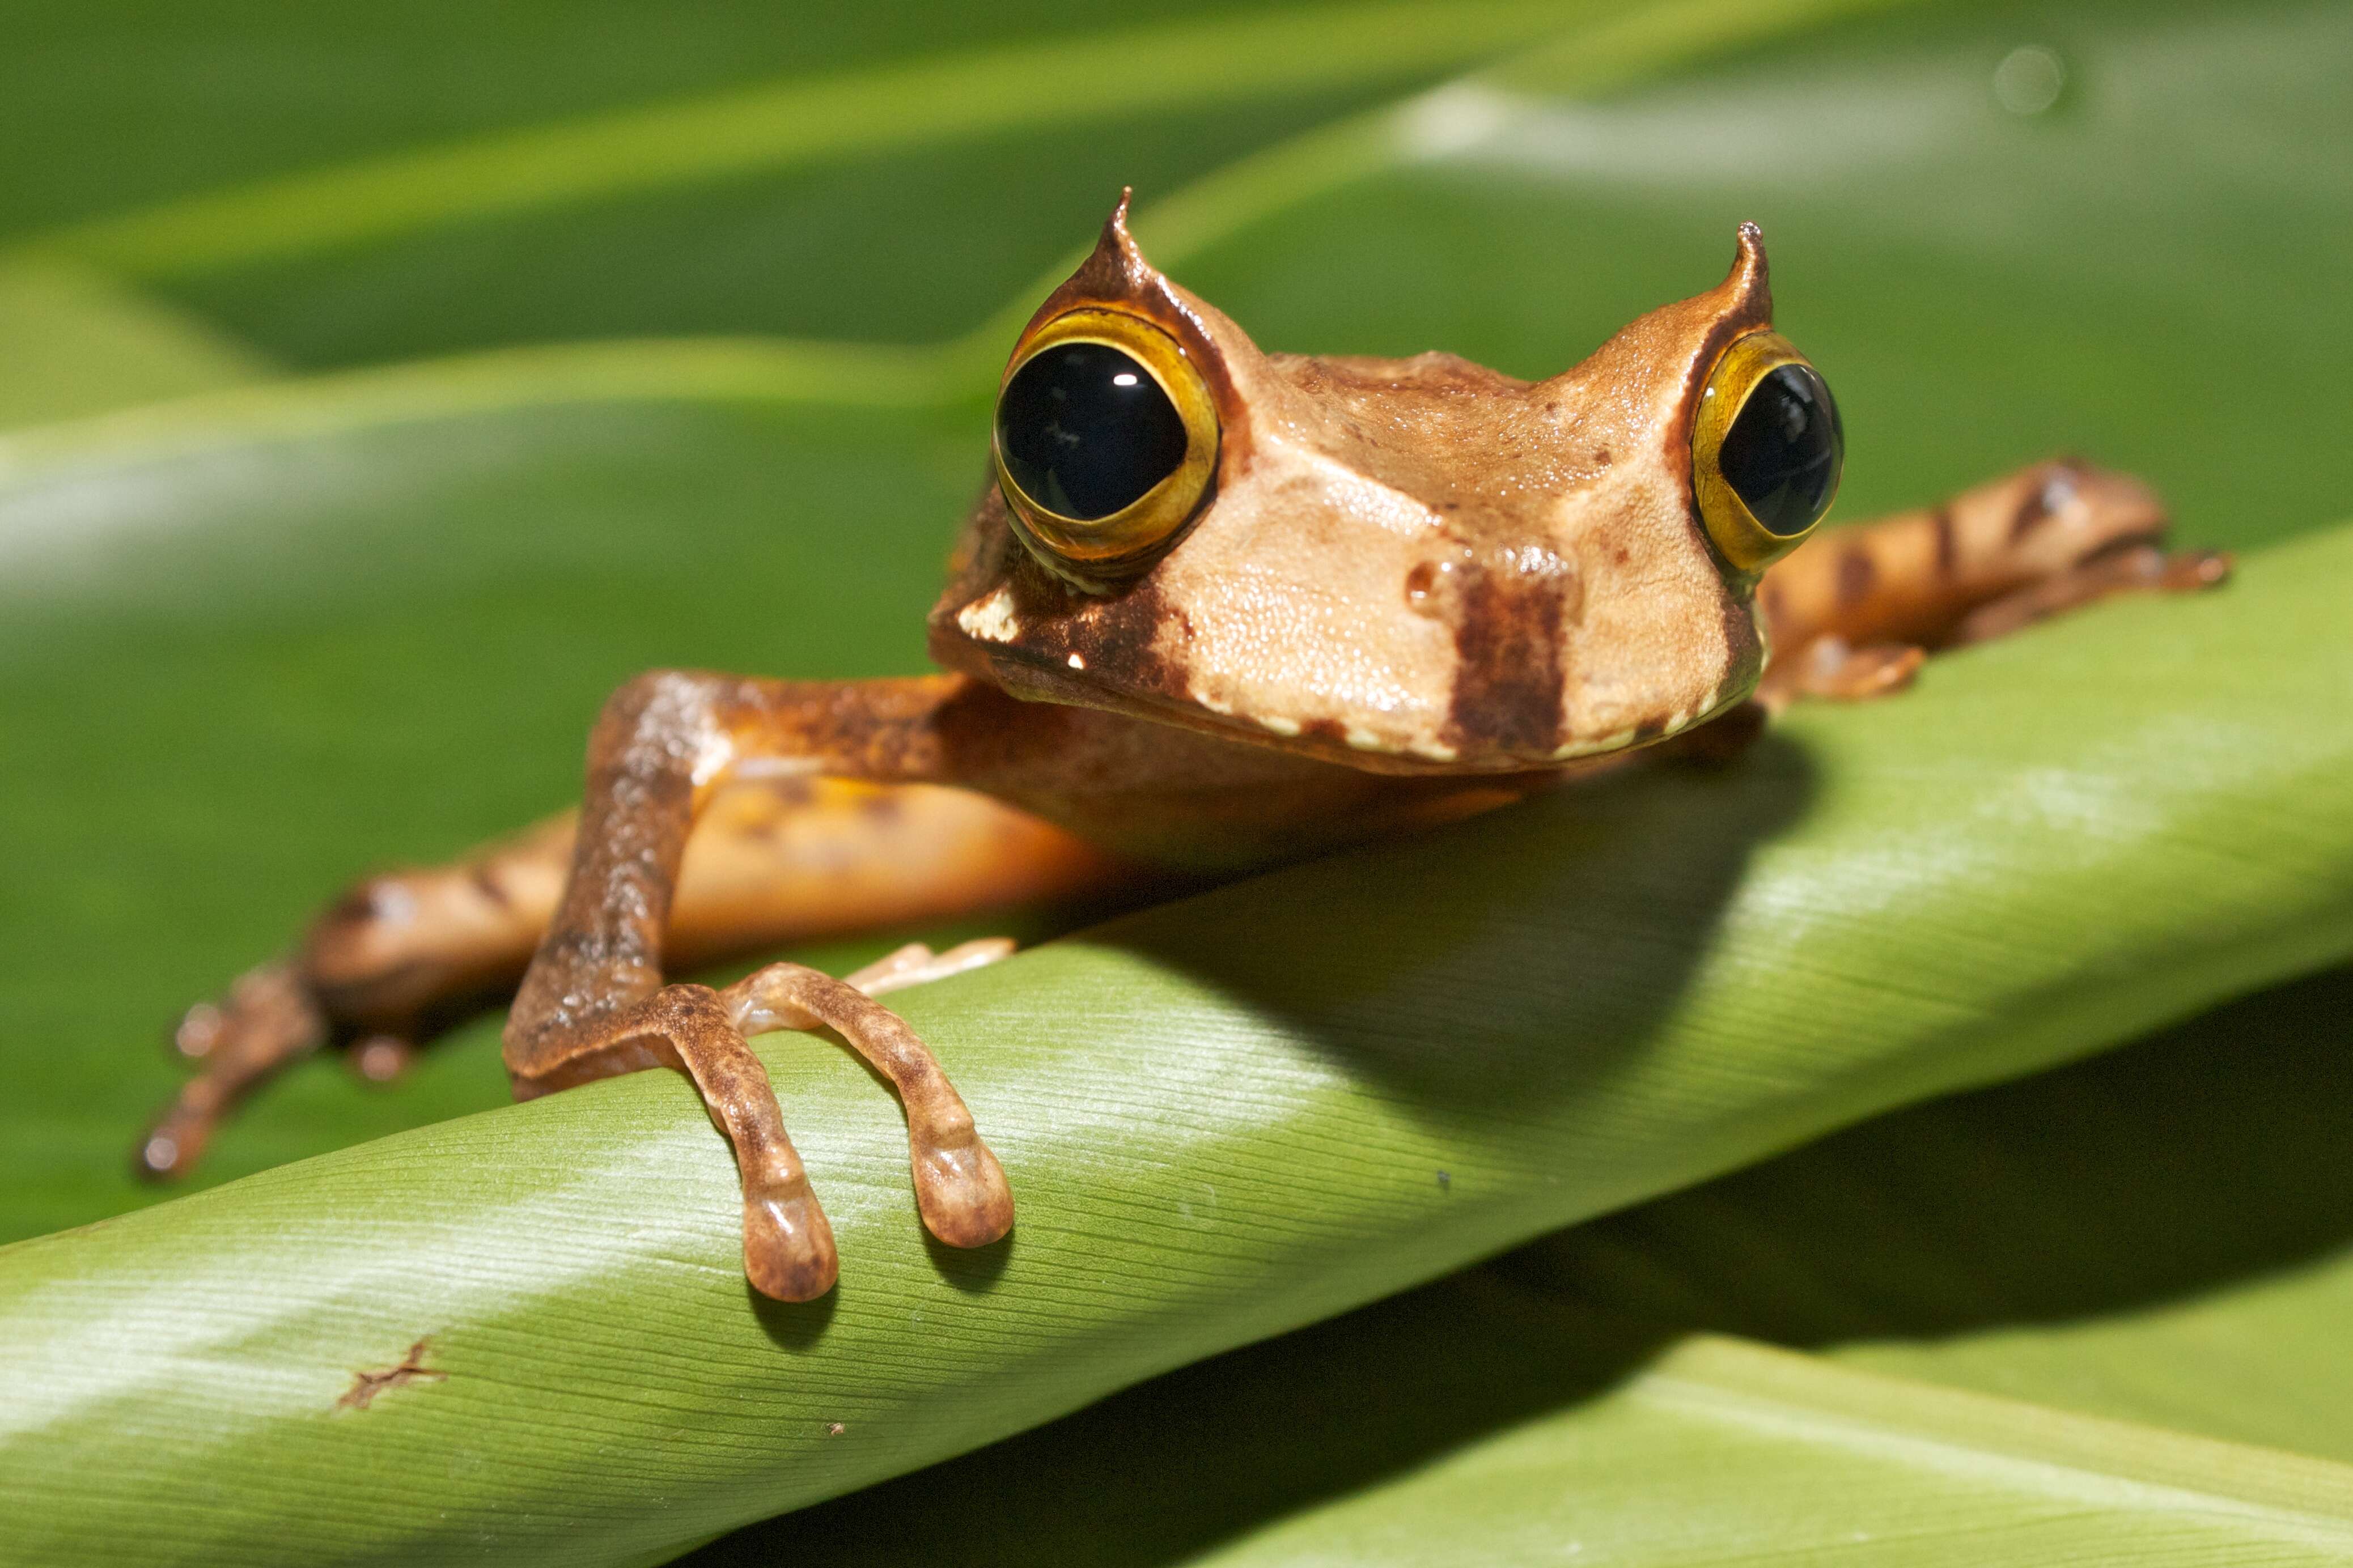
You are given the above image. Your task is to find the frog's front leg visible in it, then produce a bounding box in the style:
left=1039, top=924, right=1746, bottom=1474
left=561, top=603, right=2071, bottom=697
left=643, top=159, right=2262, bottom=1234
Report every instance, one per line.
left=502, top=670, right=1034, bottom=1301
left=1754, top=458, right=2229, bottom=708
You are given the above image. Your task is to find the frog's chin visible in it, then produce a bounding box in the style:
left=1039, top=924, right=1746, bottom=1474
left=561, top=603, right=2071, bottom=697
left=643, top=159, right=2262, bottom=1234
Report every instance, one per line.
left=983, top=652, right=1758, bottom=779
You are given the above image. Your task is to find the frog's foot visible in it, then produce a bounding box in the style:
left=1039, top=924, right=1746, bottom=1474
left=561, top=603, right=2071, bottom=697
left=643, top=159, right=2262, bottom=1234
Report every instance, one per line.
left=1756, top=636, right=1928, bottom=711
left=505, top=957, right=1012, bottom=1301
left=510, top=983, right=842, bottom=1301
left=1952, top=543, right=2231, bottom=646
left=1756, top=532, right=2229, bottom=712
left=719, top=958, right=1016, bottom=1254
left=138, top=961, right=327, bottom=1179
left=1756, top=462, right=2231, bottom=710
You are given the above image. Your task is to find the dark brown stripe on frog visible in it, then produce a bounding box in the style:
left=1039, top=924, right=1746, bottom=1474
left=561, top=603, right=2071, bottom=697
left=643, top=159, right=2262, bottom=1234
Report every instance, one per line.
left=1932, top=505, right=1957, bottom=577
left=2008, top=482, right=2054, bottom=542
left=1300, top=717, right=1352, bottom=747
left=469, top=865, right=511, bottom=909
left=1042, top=577, right=1196, bottom=703
left=323, top=883, right=380, bottom=929
left=1444, top=564, right=1568, bottom=757
left=1837, top=546, right=1877, bottom=607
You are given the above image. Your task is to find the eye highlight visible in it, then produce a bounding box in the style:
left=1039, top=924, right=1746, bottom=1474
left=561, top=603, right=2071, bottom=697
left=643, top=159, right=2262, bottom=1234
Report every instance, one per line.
left=993, top=308, right=1219, bottom=588
left=1691, top=330, right=1844, bottom=573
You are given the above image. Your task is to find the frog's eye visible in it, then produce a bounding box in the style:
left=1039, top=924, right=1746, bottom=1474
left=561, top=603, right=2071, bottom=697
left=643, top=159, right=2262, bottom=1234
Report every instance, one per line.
left=994, top=307, right=1220, bottom=584
left=1691, top=329, right=1845, bottom=573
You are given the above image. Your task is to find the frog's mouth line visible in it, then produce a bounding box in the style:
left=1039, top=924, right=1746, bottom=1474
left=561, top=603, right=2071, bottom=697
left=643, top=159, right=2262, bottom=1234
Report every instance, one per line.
left=978, top=639, right=1746, bottom=784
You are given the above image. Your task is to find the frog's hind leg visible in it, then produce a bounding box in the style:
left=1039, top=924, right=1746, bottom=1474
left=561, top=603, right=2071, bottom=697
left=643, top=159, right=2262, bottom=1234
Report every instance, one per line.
left=1754, top=458, right=2229, bottom=709
left=137, top=770, right=1126, bottom=1180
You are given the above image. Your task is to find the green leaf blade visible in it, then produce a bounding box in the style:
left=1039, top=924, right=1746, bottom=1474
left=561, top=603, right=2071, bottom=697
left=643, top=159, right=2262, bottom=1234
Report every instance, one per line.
left=1181, top=1340, right=2353, bottom=1567
left=707, top=970, right=2353, bottom=1566
left=7, top=2, right=2353, bottom=1562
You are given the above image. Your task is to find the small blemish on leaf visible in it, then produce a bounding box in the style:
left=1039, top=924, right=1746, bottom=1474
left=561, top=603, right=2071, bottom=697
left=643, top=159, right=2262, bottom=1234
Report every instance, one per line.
left=1436, top=1170, right=1452, bottom=1192
left=825, top=1421, right=847, bottom=1437
left=337, top=1337, right=447, bottom=1410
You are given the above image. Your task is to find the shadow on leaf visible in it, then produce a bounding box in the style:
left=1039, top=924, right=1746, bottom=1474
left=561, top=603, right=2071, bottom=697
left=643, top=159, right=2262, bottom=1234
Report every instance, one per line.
left=1087, top=736, right=1819, bottom=1126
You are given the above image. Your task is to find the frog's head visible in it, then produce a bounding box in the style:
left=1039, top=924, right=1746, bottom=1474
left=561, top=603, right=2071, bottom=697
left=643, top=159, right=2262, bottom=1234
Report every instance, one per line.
left=927, top=194, right=1842, bottom=775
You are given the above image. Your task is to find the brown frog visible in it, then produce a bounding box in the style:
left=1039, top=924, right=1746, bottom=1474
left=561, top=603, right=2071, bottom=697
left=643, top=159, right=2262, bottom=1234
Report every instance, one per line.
left=140, top=195, right=2225, bottom=1300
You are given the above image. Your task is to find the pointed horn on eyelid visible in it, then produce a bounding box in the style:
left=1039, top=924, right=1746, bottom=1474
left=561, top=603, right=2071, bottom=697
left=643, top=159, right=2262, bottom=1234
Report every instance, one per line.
left=1723, top=220, right=1772, bottom=320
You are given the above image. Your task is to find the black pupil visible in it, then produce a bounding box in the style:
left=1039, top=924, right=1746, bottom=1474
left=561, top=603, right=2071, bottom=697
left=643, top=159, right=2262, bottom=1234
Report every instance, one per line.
left=997, top=342, right=1189, bottom=520
left=1718, top=363, right=1844, bottom=538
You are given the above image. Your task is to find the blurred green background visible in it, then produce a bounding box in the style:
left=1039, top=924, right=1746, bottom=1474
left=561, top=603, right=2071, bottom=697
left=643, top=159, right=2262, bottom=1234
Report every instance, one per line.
left=2, top=0, right=2350, bottom=1556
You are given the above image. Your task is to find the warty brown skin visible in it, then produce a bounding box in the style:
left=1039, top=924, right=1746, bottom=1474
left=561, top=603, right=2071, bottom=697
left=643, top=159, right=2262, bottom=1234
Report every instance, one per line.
left=140, top=203, right=2227, bottom=1300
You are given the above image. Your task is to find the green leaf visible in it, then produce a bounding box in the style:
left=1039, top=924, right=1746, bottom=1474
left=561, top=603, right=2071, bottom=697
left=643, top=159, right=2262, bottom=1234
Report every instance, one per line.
left=6, top=521, right=2352, bottom=1564
left=6, top=1, right=2353, bottom=1562
left=0, top=0, right=1339, bottom=240
left=1167, top=1338, right=2353, bottom=1566
left=0, top=258, right=271, bottom=428
left=27, top=1, right=1608, bottom=279
left=705, top=967, right=2353, bottom=1565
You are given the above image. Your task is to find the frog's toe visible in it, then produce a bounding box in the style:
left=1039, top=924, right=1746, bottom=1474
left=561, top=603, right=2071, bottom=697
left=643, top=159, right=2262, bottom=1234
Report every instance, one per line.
left=2161, top=548, right=2232, bottom=592
left=744, top=1182, right=840, bottom=1302
left=713, top=958, right=1017, bottom=1261
left=349, top=1034, right=418, bottom=1083
left=912, top=1134, right=1015, bottom=1250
